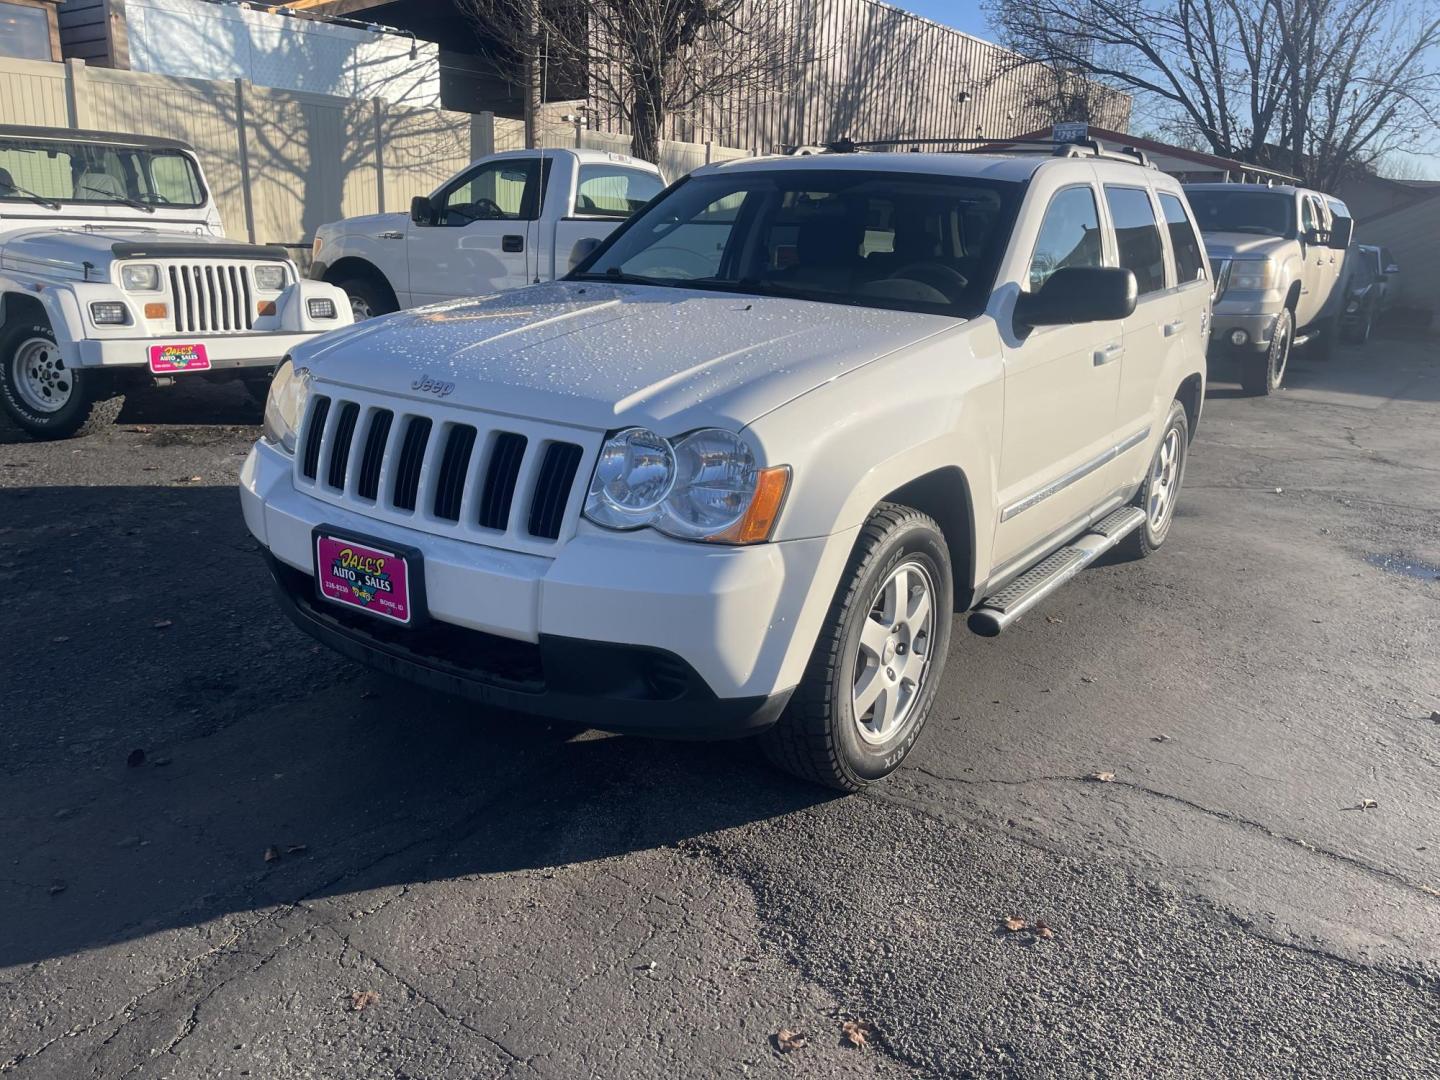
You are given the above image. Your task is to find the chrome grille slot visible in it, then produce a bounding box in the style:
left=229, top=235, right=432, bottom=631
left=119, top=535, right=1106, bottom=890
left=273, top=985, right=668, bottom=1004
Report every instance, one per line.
left=391, top=417, right=433, bottom=512
left=356, top=409, right=393, bottom=501
left=528, top=442, right=583, bottom=540
left=301, top=395, right=331, bottom=480
left=433, top=425, right=477, bottom=522
left=326, top=402, right=360, bottom=491
left=479, top=432, right=527, bottom=531
left=164, top=263, right=257, bottom=334
left=292, top=390, right=597, bottom=555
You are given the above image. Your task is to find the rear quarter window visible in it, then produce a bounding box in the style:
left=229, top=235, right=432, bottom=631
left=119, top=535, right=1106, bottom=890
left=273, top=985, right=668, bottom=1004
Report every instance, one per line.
left=1158, top=193, right=1207, bottom=286
left=1104, top=186, right=1167, bottom=295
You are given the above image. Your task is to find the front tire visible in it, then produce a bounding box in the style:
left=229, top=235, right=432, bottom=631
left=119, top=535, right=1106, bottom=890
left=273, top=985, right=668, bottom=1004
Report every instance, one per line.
left=762, top=504, right=953, bottom=791
left=0, top=319, right=124, bottom=440
left=1120, top=400, right=1189, bottom=559
left=335, top=277, right=396, bottom=321
left=1240, top=307, right=1292, bottom=395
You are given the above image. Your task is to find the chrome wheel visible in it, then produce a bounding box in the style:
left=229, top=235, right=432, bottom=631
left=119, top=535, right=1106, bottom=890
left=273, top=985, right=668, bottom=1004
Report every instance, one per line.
left=1269, top=313, right=1291, bottom=387
left=12, top=336, right=72, bottom=414
left=852, top=560, right=935, bottom=745
left=348, top=293, right=373, bottom=321
left=1147, top=427, right=1181, bottom=533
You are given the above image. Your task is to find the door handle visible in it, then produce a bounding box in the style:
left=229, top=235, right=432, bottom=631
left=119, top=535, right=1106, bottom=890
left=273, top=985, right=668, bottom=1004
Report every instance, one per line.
left=379, top=230, right=403, bottom=240
left=502, top=234, right=525, bottom=253
left=1163, top=320, right=1185, bottom=337
left=1094, top=342, right=1124, bottom=366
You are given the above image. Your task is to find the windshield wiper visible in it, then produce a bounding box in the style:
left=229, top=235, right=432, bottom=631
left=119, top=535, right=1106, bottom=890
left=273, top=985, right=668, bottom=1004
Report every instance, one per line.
left=80, top=186, right=155, bottom=213
left=0, top=181, right=61, bottom=211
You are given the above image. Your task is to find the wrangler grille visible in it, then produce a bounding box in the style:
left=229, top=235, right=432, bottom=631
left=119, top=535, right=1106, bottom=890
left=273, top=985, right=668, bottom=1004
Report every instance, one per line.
left=295, top=393, right=593, bottom=550
left=167, top=263, right=256, bottom=334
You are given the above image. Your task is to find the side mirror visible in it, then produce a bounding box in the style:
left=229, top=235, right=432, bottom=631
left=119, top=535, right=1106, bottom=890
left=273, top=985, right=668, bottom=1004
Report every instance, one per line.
left=410, top=195, right=436, bottom=226
left=1329, top=218, right=1353, bottom=249
left=1384, top=263, right=1400, bottom=276
left=1015, top=266, right=1137, bottom=327
left=568, top=236, right=603, bottom=272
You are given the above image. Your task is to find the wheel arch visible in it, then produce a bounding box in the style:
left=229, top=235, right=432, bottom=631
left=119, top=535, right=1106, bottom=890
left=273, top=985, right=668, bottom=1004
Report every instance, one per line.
left=1175, top=372, right=1204, bottom=440
left=323, top=257, right=399, bottom=310
left=878, top=466, right=978, bottom=610
left=0, top=289, right=47, bottom=329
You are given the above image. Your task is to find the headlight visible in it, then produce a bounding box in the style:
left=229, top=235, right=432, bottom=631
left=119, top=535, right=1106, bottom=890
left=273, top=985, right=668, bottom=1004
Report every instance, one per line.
left=120, top=264, right=161, bottom=291
left=307, top=296, right=337, bottom=320
left=89, top=301, right=130, bottom=325
left=583, top=426, right=789, bottom=543
left=254, top=264, right=287, bottom=291
left=262, top=359, right=311, bottom=453
left=1228, top=260, right=1275, bottom=291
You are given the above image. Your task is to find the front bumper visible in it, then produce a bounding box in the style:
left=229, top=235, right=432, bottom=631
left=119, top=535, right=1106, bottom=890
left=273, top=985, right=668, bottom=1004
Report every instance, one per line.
left=75, top=331, right=324, bottom=370
left=1209, top=308, right=1281, bottom=354
left=240, top=440, right=849, bottom=735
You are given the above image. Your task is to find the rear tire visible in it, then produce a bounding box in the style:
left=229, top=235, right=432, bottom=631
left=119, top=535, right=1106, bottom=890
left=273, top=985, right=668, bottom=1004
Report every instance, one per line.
left=762, top=503, right=953, bottom=791
left=0, top=319, right=124, bottom=440
left=1239, top=307, right=1291, bottom=395
left=1120, top=400, right=1189, bottom=559
left=335, top=277, right=396, bottom=321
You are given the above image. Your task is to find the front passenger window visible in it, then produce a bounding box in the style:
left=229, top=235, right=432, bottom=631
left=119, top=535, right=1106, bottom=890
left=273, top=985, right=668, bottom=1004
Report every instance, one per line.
left=1028, top=187, right=1103, bottom=291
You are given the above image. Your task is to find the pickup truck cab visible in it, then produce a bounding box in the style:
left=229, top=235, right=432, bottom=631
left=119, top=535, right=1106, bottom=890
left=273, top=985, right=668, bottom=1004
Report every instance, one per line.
left=310, top=148, right=666, bottom=319
left=242, top=141, right=1209, bottom=790
left=0, top=124, right=350, bottom=440
left=1184, top=182, right=1353, bottom=394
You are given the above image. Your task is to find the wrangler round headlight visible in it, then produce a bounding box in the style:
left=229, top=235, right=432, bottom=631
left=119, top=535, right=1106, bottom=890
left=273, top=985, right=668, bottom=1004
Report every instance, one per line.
left=254, top=264, right=287, bottom=291
left=584, top=428, right=676, bottom=527
left=262, top=359, right=311, bottom=454
left=120, top=264, right=161, bottom=291
left=583, top=427, right=789, bottom=544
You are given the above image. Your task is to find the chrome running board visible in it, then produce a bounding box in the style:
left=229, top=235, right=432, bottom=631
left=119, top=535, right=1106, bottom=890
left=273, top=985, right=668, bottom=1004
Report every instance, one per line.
left=968, top=507, right=1147, bottom=637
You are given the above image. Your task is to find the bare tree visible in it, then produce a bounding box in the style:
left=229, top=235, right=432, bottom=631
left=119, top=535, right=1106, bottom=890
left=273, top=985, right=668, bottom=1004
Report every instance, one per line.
left=458, top=0, right=794, bottom=162
left=984, top=0, right=1440, bottom=189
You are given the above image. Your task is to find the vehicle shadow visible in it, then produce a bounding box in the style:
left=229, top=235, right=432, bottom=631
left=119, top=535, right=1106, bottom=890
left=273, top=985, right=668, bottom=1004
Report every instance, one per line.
left=0, top=482, right=833, bottom=970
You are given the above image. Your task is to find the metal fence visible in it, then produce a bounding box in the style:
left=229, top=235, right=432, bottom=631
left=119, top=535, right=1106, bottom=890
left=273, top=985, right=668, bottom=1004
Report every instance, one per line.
left=0, top=56, right=758, bottom=253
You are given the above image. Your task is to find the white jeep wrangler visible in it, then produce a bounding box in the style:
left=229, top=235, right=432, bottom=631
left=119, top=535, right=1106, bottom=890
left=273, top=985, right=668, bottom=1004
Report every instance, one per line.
left=241, top=141, right=1210, bottom=790
left=0, top=125, right=350, bottom=439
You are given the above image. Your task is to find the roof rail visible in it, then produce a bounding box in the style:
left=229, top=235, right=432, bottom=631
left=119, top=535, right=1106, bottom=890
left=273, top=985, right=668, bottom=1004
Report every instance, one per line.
left=796, top=135, right=1154, bottom=167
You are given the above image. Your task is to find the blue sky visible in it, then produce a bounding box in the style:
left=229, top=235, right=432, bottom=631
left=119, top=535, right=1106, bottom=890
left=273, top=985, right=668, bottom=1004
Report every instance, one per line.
left=893, top=1, right=1437, bottom=178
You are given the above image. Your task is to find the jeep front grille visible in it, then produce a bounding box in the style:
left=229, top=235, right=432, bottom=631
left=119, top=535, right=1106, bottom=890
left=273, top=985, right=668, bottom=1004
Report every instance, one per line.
left=167, top=263, right=255, bottom=334
left=296, top=391, right=595, bottom=551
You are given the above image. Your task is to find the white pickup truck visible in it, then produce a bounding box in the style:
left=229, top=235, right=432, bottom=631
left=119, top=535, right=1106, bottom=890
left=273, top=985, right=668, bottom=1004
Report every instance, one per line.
left=309, top=148, right=666, bottom=319
left=0, top=124, right=349, bottom=439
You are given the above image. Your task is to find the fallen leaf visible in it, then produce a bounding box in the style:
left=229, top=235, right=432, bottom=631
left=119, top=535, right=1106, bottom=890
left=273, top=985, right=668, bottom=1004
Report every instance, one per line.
left=48, top=880, right=67, bottom=896
left=285, top=844, right=308, bottom=855
left=773, top=1028, right=806, bottom=1053
left=1089, top=771, right=1116, bottom=783
left=1152, top=734, right=1171, bottom=743
left=1034, top=920, right=1056, bottom=940
left=263, top=845, right=281, bottom=863
left=1420, top=885, right=1440, bottom=899
left=840, top=1019, right=874, bottom=1050
left=51, top=635, right=71, bottom=643
left=1080, top=675, right=1096, bottom=684
left=1003, top=916, right=1028, bottom=932
left=350, top=990, right=380, bottom=1012
left=1360, top=798, right=1378, bottom=810
left=1274, top=487, right=1284, bottom=494
left=126, top=748, right=146, bottom=768
left=178, top=475, right=203, bottom=484
left=153, top=619, right=173, bottom=629
left=151, top=756, right=172, bottom=766
left=1045, top=615, right=1063, bottom=624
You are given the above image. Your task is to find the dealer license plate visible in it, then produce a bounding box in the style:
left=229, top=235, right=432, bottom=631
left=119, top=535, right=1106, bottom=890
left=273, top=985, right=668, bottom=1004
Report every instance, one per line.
left=313, top=532, right=415, bottom=625
left=148, top=343, right=211, bottom=373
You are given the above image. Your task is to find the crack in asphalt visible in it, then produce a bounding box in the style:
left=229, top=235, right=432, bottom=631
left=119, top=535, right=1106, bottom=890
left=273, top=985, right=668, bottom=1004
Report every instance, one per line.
left=902, top=764, right=1440, bottom=906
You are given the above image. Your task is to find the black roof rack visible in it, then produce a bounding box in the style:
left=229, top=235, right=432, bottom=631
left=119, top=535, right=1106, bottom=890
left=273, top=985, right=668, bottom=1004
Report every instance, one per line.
left=807, top=135, right=1153, bottom=168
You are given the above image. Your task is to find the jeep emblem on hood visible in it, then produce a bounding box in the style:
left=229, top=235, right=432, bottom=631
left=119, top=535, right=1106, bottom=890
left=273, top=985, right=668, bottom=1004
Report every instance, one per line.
left=411, top=374, right=455, bottom=398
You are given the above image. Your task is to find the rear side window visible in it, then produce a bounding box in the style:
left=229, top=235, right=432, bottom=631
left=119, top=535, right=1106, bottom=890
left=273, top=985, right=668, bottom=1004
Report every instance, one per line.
left=1028, top=186, right=1103, bottom=290
left=575, top=165, right=664, bottom=219
left=1104, top=186, right=1166, bottom=295
left=1158, top=193, right=1206, bottom=286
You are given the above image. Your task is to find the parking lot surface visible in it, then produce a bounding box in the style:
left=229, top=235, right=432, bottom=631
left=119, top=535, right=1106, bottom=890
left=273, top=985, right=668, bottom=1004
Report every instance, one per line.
left=2, top=337, right=1438, bottom=1079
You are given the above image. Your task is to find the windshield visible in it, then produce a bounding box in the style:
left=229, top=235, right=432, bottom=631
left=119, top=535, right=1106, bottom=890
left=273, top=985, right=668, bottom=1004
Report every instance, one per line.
left=572, top=169, right=1024, bottom=318
left=1185, top=190, right=1294, bottom=238
left=0, top=136, right=206, bottom=210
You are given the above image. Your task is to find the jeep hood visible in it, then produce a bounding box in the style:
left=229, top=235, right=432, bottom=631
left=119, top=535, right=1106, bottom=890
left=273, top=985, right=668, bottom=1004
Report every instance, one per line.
left=297, top=281, right=957, bottom=431
left=1, top=225, right=277, bottom=279
left=1199, top=231, right=1290, bottom=259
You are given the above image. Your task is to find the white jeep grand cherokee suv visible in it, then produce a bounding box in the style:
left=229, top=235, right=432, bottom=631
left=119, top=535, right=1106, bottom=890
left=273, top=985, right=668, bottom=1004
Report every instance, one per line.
left=240, top=142, right=1210, bottom=790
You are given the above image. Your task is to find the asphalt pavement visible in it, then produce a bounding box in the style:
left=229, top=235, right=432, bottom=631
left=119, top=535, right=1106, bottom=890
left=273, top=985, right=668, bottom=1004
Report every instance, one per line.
left=2, top=335, right=1437, bottom=1079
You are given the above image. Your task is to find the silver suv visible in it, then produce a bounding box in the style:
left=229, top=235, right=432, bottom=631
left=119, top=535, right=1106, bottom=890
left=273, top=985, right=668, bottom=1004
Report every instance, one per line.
left=1185, top=183, right=1354, bottom=395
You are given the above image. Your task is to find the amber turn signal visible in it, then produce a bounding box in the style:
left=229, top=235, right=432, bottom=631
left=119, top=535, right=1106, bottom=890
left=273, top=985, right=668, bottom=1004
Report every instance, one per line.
left=143, top=302, right=168, bottom=319
left=257, top=300, right=277, bottom=316
left=709, top=466, right=790, bottom=544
